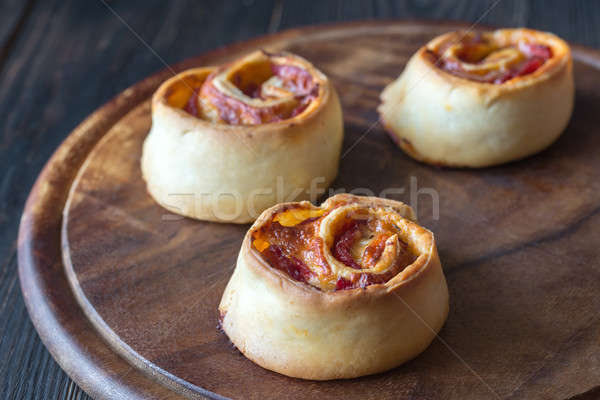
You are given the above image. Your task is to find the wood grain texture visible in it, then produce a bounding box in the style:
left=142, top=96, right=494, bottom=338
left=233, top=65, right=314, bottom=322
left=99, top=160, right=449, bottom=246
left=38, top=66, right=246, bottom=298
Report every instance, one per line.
left=18, top=20, right=600, bottom=400
left=4, top=1, right=600, bottom=399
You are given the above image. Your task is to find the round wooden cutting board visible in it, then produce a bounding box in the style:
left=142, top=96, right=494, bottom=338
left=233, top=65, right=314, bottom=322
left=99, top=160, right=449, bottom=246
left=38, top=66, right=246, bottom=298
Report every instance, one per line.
left=18, top=21, right=600, bottom=400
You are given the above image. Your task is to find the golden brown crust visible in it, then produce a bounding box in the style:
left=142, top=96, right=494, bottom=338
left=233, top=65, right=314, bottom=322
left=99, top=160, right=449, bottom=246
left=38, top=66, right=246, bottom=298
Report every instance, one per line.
left=218, top=194, right=449, bottom=379
left=141, top=51, right=343, bottom=223
left=379, top=28, right=574, bottom=168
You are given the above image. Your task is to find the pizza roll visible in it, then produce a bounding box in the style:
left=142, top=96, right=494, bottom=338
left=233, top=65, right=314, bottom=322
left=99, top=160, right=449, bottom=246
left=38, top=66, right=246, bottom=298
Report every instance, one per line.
left=379, top=28, right=574, bottom=167
left=142, top=51, right=343, bottom=223
left=218, top=194, right=449, bottom=380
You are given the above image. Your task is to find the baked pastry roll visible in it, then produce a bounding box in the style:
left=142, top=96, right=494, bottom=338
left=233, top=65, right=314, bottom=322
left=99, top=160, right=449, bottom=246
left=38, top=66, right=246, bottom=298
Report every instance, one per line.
left=141, top=51, right=343, bottom=223
left=379, top=28, right=574, bottom=167
left=218, top=194, right=449, bottom=380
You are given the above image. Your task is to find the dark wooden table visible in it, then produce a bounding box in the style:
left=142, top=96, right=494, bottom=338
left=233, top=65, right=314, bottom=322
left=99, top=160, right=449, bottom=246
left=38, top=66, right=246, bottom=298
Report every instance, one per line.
left=2, top=1, right=599, bottom=399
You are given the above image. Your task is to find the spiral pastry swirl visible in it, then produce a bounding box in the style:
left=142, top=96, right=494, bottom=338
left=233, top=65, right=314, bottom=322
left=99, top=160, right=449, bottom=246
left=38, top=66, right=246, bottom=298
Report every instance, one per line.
left=251, top=195, right=419, bottom=291
left=195, top=51, right=319, bottom=124
left=429, top=30, right=553, bottom=84
left=219, top=194, right=449, bottom=380
left=141, top=51, right=343, bottom=223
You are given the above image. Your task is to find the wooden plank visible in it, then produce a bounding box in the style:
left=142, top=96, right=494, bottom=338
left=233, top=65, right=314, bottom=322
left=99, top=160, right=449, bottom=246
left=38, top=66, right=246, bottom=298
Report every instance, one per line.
left=0, top=0, right=35, bottom=73
left=276, top=0, right=600, bottom=48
